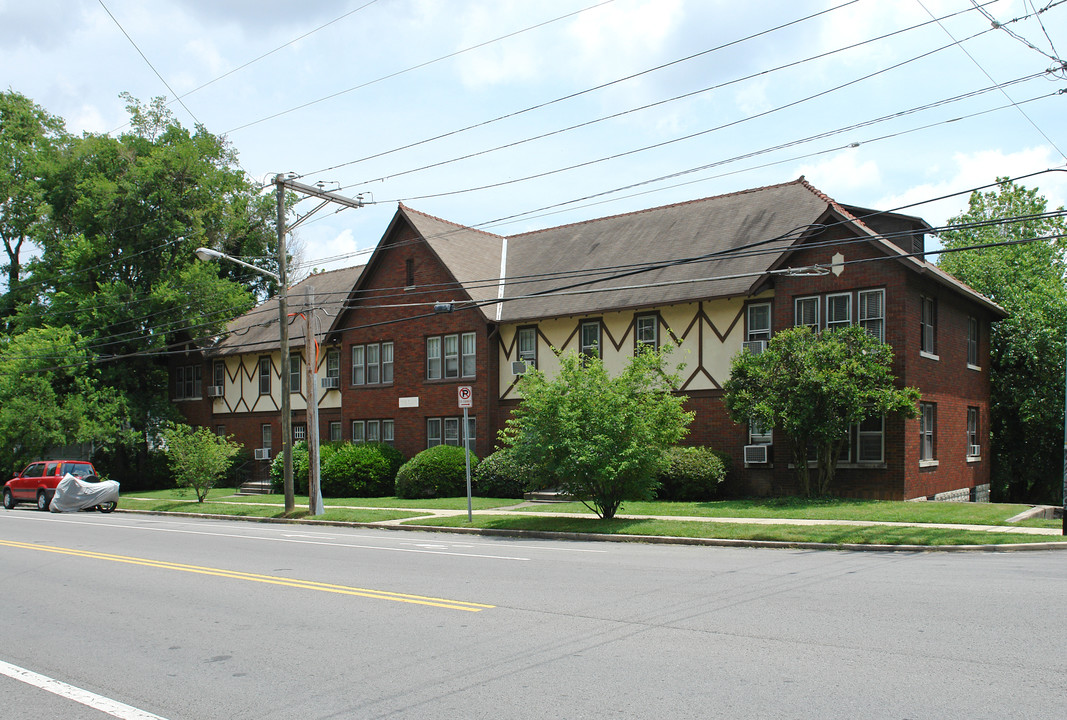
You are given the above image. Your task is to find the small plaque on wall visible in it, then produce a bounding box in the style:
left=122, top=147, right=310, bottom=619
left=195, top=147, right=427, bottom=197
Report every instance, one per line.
left=398, top=397, right=419, bottom=408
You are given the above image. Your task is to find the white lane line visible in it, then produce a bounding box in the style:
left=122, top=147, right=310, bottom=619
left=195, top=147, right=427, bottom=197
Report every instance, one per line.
left=0, top=659, right=167, bottom=720
left=2, top=514, right=531, bottom=561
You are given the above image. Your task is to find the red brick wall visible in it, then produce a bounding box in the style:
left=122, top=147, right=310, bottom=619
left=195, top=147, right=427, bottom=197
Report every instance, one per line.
left=335, top=221, right=496, bottom=460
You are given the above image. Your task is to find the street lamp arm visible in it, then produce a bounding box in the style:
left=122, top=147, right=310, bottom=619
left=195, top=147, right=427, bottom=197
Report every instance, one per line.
left=195, top=247, right=280, bottom=282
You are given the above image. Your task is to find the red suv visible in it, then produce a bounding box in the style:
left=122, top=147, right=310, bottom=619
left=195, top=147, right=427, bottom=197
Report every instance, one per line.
left=3, top=460, right=98, bottom=511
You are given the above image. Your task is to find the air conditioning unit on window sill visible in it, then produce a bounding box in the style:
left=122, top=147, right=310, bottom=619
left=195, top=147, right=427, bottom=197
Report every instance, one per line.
left=512, top=360, right=529, bottom=375
left=968, top=444, right=981, bottom=457
left=207, top=385, right=224, bottom=397
left=254, top=448, right=271, bottom=461
left=744, top=444, right=770, bottom=464
left=320, top=376, right=340, bottom=390
left=742, top=340, right=767, bottom=355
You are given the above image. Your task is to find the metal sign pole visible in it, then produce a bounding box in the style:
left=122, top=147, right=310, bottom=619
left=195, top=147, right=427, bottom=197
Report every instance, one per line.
left=464, top=405, right=472, bottom=523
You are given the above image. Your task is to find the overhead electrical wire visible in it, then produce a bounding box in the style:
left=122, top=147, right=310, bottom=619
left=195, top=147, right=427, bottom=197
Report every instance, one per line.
left=224, top=0, right=621, bottom=135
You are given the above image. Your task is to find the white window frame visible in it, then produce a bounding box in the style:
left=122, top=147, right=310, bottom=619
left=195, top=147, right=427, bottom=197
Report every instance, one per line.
left=794, top=296, right=819, bottom=330
left=826, top=293, right=851, bottom=331
left=517, top=327, right=537, bottom=366
left=856, top=414, right=884, bottom=464
left=635, top=315, right=658, bottom=353
left=258, top=357, right=271, bottom=395
left=261, top=423, right=272, bottom=451
left=461, top=332, right=477, bottom=377
left=967, top=317, right=980, bottom=369
left=427, top=416, right=475, bottom=453
left=920, top=296, right=937, bottom=358
left=352, top=420, right=365, bottom=443
left=747, top=302, right=771, bottom=342
left=581, top=320, right=601, bottom=358
left=967, top=407, right=980, bottom=459
left=919, top=402, right=937, bottom=464
left=329, top=421, right=342, bottom=443
left=858, top=289, right=885, bottom=343
left=326, top=349, right=340, bottom=379
left=289, top=352, right=301, bottom=394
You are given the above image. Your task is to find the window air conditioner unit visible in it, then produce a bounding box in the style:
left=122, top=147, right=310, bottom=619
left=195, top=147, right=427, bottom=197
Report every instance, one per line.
left=321, top=376, right=340, bottom=390
left=207, top=385, right=224, bottom=398
left=744, top=444, right=770, bottom=464
left=968, top=444, right=981, bottom=457
left=742, top=340, right=767, bottom=355
left=512, top=360, right=529, bottom=375
left=254, top=448, right=271, bottom=461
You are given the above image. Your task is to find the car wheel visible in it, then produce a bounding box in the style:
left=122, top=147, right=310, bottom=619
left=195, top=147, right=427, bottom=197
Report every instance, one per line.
left=36, top=492, right=49, bottom=511
left=2, top=489, right=14, bottom=510
left=97, top=501, right=116, bottom=513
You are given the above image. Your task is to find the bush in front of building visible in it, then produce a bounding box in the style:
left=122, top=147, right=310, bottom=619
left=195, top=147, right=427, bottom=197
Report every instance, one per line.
left=270, top=441, right=310, bottom=495
left=473, top=447, right=538, bottom=499
left=395, top=445, right=479, bottom=499
left=655, top=446, right=728, bottom=502
left=321, top=442, right=404, bottom=497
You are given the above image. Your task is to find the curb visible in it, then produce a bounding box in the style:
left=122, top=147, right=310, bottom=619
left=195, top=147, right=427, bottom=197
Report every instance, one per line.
left=112, top=509, right=1067, bottom=553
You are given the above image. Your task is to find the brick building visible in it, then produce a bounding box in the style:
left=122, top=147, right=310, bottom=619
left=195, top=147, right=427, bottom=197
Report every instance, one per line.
left=172, top=178, right=1005, bottom=500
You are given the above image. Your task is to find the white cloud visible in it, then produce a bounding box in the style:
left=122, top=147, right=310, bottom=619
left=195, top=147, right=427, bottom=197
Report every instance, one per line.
left=876, top=146, right=1067, bottom=231
left=795, top=149, right=882, bottom=195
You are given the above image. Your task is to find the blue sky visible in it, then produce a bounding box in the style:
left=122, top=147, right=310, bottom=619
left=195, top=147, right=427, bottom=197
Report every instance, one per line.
left=4, top=0, right=1065, bottom=277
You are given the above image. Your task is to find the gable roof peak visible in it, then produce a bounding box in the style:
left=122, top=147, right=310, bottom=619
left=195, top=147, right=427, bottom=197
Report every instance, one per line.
left=397, top=203, right=504, bottom=241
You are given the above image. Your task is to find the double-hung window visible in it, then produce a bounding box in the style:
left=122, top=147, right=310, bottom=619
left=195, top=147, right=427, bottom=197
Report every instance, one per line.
left=919, top=402, right=936, bottom=463
left=329, top=422, right=342, bottom=442
left=258, top=357, right=271, bottom=395
left=747, top=303, right=771, bottom=342
left=517, top=327, right=537, bottom=369
left=213, top=361, right=225, bottom=392
left=580, top=321, right=601, bottom=359
left=326, top=349, right=340, bottom=382
left=289, top=352, right=301, bottom=393
left=635, top=315, right=658, bottom=353
left=856, top=415, right=884, bottom=463
left=352, top=419, right=393, bottom=444
left=427, top=333, right=476, bottom=379
left=967, top=317, right=979, bottom=368
left=174, top=365, right=202, bottom=400
left=920, top=296, right=937, bottom=356
left=967, top=407, right=980, bottom=458
left=352, top=342, right=394, bottom=385
left=858, top=289, right=885, bottom=342
left=826, top=293, right=851, bottom=331
left=794, top=297, right=819, bottom=330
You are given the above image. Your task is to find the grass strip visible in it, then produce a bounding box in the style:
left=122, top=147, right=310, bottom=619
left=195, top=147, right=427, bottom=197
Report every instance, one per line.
left=403, top=514, right=1067, bottom=546
left=514, top=498, right=1059, bottom=528
left=120, top=497, right=421, bottom=523
left=123, top=490, right=520, bottom=511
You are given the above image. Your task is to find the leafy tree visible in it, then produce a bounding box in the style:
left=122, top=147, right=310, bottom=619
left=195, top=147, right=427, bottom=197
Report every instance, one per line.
left=938, top=178, right=1067, bottom=504
left=160, top=423, right=241, bottom=502
left=723, top=325, right=920, bottom=497
left=0, top=90, right=66, bottom=321
left=9, top=94, right=279, bottom=475
left=500, top=348, right=693, bottom=519
left=0, top=325, right=128, bottom=473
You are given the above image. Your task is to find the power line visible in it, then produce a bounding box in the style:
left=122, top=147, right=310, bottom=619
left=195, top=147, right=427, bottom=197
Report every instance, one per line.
left=224, top=0, right=620, bottom=135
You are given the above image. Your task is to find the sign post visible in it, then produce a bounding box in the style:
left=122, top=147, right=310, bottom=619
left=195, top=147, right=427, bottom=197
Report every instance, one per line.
left=458, top=386, right=473, bottom=522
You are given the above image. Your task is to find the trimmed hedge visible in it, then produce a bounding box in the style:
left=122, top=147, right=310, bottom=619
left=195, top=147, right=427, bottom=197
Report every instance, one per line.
left=395, top=445, right=479, bottom=499
left=322, top=442, right=403, bottom=497
left=271, top=441, right=403, bottom=497
left=473, top=448, right=535, bottom=499
left=655, top=446, right=727, bottom=501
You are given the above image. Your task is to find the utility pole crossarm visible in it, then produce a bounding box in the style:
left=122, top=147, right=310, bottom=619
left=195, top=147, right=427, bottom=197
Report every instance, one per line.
left=278, top=178, right=366, bottom=211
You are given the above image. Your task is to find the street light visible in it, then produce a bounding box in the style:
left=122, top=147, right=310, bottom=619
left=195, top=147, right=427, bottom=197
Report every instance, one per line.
left=196, top=239, right=295, bottom=514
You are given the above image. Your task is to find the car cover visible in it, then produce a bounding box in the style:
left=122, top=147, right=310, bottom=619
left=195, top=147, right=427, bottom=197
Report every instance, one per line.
left=49, top=473, right=120, bottom=513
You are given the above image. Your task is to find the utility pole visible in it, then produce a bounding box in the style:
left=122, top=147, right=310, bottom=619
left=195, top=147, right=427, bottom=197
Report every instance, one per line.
left=306, top=285, right=323, bottom=516
left=276, top=174, right=294, bottom=514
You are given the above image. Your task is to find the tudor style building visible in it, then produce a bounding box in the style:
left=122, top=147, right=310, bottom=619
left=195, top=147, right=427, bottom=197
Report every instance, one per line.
left=172, top=178, right=1005, bottom=501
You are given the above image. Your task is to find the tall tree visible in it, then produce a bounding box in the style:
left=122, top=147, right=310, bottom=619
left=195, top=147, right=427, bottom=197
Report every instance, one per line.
left=0, top=90, right=66, bottom=320
left=724, top=325, right=920, bottom=496
left=938, top=178, right=1067, bottom=504
left=9, top=95, right=279, bottom=479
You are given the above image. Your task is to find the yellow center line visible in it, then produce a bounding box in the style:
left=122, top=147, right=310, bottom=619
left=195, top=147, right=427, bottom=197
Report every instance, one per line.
left=0, top=539, right=494, bottom=612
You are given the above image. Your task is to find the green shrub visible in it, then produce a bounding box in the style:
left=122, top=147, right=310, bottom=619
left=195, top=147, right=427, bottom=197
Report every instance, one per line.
left=655, top=446, right=726, bottom=501
left=270, top=441, right=309, bottom=495
left=322, top=442, right=404, bottom=497
left=473, top=448, right=534, bottom=499
left=395, top=445, right=479, bottom=499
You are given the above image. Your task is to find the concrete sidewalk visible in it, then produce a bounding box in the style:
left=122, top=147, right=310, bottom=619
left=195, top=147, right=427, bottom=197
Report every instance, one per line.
left=164, top=498, right=1065, bottom=537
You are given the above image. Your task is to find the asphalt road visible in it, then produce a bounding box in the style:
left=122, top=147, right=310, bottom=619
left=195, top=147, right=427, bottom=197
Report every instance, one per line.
left=1, top=508, right=1065, bottom=719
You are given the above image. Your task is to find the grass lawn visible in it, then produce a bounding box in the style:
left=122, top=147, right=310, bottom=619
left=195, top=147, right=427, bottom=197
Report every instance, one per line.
left=406, top=514, right=1067, bottom=546
left=513, top=497, right=1061, bottom=529
left=119, top=496, right=424, bottom=523
left=122, top=489, right=521, bottom=511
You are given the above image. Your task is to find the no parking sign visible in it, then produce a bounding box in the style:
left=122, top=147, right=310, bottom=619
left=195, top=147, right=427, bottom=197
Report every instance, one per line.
left=458, top=386, right=473, bottom=408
